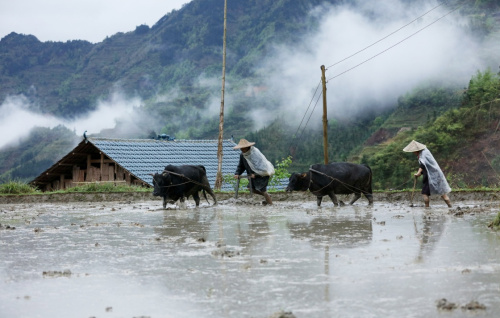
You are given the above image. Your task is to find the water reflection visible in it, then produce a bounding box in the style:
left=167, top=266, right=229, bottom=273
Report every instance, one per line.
left=1, top=202, right=500, bottom=318
left=287, top=209, right=373, bottom=304
left=236, top=213, right=271, bottom=252
left=414, top=213, right=446, bottom=262
left=287, top=210, right=373, bottom=249
left=154, top=209, right=215, bottom=242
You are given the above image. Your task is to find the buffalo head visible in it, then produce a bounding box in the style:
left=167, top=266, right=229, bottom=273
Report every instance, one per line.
left=151, top=171, right=171, bottom=197
left=286, top=172, right=310, bottom=192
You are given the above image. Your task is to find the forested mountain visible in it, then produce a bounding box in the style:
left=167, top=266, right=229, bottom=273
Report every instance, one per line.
left=0, top=0, right=339, bottom=116
left=0, top=0, right=499, bottom=189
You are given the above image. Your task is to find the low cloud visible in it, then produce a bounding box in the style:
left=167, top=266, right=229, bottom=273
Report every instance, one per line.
left=1, top=0, right=495, bottom=150
left=252, top=0, right=488, bottom=127
left=195, top=74, right=235, bottom=118
left=0, top=91, right=147, bottom=149
left=0, top=95, right=63, bottom=148
left=73, top=92, right=143, bottom=137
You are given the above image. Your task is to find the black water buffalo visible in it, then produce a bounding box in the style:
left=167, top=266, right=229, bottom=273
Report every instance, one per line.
left=152, top=165, right=217, bottom=208
left=286, top=162, right=373, bottom=207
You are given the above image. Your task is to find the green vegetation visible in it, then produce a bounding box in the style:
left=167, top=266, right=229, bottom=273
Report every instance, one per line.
left=223, top=156, right=293, bottom=192
left=63, top=183, right=150, bottom=193
left=269, top=156, right=293, bottom=190
left=488, top=211, right=500, bottom=230
left=0, top=126, right=79, bottom=183
left=359, top=69, right=500, bottom=190
left=0, top=180, right=150, bottom=196
left=0, top=0, right=499, bottom=191
left=0, top=180, right=39, bottom=195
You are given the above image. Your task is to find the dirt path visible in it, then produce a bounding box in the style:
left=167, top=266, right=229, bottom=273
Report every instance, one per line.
left=0, top=190, right=498, bottom=205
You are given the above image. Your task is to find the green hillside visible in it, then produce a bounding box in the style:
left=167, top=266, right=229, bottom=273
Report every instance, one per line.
left=357, top=69, right=500, bottom=190
left=0, top=0, right=499, bottom=189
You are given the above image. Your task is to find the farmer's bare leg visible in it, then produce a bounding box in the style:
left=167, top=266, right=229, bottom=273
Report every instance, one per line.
left=254, top=189, right=273, bottom=205
left=441, top=194, right=452, bottom=207
left=262, top=192, right=273, bottom=205
left=422, top=194, right=430, bottom=208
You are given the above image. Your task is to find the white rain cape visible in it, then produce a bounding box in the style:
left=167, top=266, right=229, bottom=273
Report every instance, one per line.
left=242, top=146, right=275, bottom=177
left=418, top=148, right=451, bottom=195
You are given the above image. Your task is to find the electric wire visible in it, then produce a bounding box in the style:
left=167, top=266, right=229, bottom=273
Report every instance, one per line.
left=289, top=80, right=322, bottom=151
left=289, top=90, right=324, bottom=153
left=301, top=90, right=323, bottom=138
left=325, top=1, right=446, bottom=70
left=326, top=1, right=464, bottom=82
left=289, top=0, right=465, bottom=157
left=292, top=80, right=321, bottom=139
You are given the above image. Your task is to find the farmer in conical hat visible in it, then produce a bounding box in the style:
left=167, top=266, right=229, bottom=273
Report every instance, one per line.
left=403, top=140, right=452, bottom=208
left=233, top=139, right=274, bottom=205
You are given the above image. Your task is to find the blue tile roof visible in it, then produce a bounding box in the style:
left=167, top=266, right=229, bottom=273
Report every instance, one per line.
left=89, top=138, right=241, bottom=191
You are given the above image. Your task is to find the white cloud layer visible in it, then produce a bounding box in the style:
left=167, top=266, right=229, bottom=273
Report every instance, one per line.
left=0, top=0, right=496, bottom=150
left=0, top=92, right=142, bottom=148
left=0, top=96, right=63, bottom=148
left=255, top=0, right=488, bottom=126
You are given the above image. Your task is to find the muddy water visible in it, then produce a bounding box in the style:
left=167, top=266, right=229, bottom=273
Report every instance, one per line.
left=1, top=199, right=499, bottom=318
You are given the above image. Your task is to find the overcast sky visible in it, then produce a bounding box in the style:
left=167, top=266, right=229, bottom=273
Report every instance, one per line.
left=0, top=0, right=191, bottom=43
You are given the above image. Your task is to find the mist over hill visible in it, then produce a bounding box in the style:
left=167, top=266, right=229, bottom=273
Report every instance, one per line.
left=0, top=0, right=499, bottom=188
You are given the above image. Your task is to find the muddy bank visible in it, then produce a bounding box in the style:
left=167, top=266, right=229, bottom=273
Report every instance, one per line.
left=0, top=190, right=498, bottom=204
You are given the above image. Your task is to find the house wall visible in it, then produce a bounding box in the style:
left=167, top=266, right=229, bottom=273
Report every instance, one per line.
left=42, top=160, right=144, bottom=192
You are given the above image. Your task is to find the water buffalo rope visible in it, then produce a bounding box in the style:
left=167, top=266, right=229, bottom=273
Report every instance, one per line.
left=308, top=168, right=371, bottom=195
left=410, top=176, right=417, bottom=206
left=152, top=170, right=210, bottom=189
left=392, top=177, right=415, bottom=191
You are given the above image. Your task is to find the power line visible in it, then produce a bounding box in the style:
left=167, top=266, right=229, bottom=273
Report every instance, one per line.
left=301, top=90, right=323, bottom=138
left=325, top=1, right=446, bottom=70
left=289, top=86, right=323, bottom=154
left=288, top=1, right=465, bottom=157
left=326, top=1, right=464, bottom=82
left=292, top=80, right=321, bottom=139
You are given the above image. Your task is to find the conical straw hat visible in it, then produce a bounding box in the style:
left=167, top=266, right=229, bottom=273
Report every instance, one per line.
left=233, top=138, right=255, bottom=149
left=403, top=140, right=426, bottom=152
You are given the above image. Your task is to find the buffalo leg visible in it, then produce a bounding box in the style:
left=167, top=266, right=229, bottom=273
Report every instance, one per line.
left=327, top=192, right=340, bottom=206
left=349, top=193, right=362, bottom=205
left=162, top=196, right=167, bottom=209
left=316, top=196, right=323, bottom=206
left=193, top=192, right=201, bottom=207
left=204, top=187, right=217, bottom=206
left=200, top=176, right=217, bottom=205
left=178, top=196, right=187, bottom=209
left=364, top=193, right=374, bottom=205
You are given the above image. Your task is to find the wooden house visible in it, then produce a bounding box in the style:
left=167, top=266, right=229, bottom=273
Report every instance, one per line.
left=30, top=137, right=240, bottom=192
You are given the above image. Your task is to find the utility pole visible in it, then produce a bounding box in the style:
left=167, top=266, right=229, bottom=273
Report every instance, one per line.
left=215, top=0, right=228, bottom=190
left=321, top=65, right=329, bottom=164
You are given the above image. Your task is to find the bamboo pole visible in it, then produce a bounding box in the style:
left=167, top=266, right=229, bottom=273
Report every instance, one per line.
left=215, top=0, right=228, bottom=190
left=321, top=65, right=329, bottom=164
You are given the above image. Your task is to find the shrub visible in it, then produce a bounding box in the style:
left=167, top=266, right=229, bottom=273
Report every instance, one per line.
left=64, top=183, right=149, bottom=193
left=488, top=211, right=500, bottom=230
left=0, top=180, right=38, bottom=194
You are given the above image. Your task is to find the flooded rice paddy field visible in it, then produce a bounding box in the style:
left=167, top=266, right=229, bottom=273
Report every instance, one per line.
left=1, top=197, right=500, bottom=318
